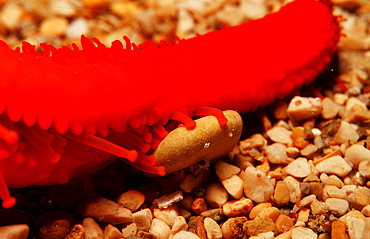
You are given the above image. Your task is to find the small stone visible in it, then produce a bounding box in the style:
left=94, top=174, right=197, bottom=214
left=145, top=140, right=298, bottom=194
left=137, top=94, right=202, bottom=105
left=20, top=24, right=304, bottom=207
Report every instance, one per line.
left=203, top=183, right=228, bottom=208
left=340, top=211, right=366, bottom=239
left=315, top=155, right=352, bottom=177
left=362, top=205, right=370, bottom=217
left=204, top=217, right=222, bottom=239
left=83, top=196, right=132, bottom=224
left=220, top=174, right=244, bottom=199
left=323, top=185, right=346, bottom=200
left=149, top=218, right=171, bottom=239
left=103, top=224, right=123, bottom=239
left=65, top=224, right=84, bottom=239
left=331, top=221, right=348, bottom=239
left=132, top=208, right=152, bottom=231
left=326, top=198, right=349, bottom=215
left=153, top=204, right=179, bottom=227
left=285, top=157, right=312, bottom=178
left=255, top=207, right=280, bottom=222
left=153, top=190, right=183, bottom=209
left=345, top=144, right=370, bottom=167
left=191, top=198, right=208, bottom=214
left=299, top=195, right=317, bottom=208
left=200, top=208, right=225, bottom=222
left=275, top=214, right=294, bottom=233
left=39, top=219, right=70, bottom=239
left=291, top=126, right=310, bottom=149
left=331, top=121, right=359, bottom=145
left=221, top=217, right=248, bottom=239
left=0, top=3, right=22, bottom=29
left=215, top=160, right=241, bottom=179
left=222, top=197, right=254, bottom=217
left=172, top=231, right=200, bottom=239
left=288, top=96, right=323, bottom=121
left=310, top=199, right=327, bottom=215
left=274, top=181, right=290, bottom=206
left=297, top=208, right=310, bottom=222
left=266, top=126, right=292, bottom=144
left=301, top=144, right=318, bottom=157
left=39, top=17, right=69, bottom=37
left=321, top=97, right=342, bottom=119
left=170, top=216, right=188, bottom=237
left=286, top=147, right=300, bottom=158
left=83, top=218, right=103, bottom=239
left=116, top=189, right=145, bottom=212
left=66, top=18, right=89, bottom=39
left=121, top=223, right=137, bottom=238
left=333, top=93, right=348, bottom=105
left=243, top=167, right=274, bottom=203
left=266, top=143, right=292, bottom=164
left=249, top=203, right=272, bottom=219
left=284, top=176, right=302, bottom=203
left=0, top=224, right=29, bottom=239
left=243, top=218, right=277, bottom=237
left=291, top=227, right=317, bottom=239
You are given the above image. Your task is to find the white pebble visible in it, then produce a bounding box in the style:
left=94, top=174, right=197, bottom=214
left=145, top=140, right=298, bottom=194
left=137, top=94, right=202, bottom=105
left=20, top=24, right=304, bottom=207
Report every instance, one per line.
left=283, top=176, right=302, bottom=203
left=326, top=198, right=349, bottom=215
left=266, top=143, right=291, bottom=164
left=204, top=217, right=223, bottom=239
left=345, top=144, right=370, bottom=167
left=173, top=231, right=200, bottom=239
left=291, top=227, right=317, bottom=239
left=315, top=155, right=352, bottom=177
left=288, top=96, right=323, bottom=121
left=243, top=167, right=274, bottom=203
left=150, top=218, right=171, bottom=239
left=332, top=121, right=359, bottom=144
left=66, top=18, right=89, bottom=39
left=266, top=126, right=292, bottom=144
left=285, top=157, right=312, bottom=178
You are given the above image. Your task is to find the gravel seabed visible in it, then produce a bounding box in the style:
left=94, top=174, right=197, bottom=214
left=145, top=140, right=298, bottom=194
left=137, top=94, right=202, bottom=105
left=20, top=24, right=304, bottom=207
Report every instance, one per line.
left=0, top=0, right=370, bottom=238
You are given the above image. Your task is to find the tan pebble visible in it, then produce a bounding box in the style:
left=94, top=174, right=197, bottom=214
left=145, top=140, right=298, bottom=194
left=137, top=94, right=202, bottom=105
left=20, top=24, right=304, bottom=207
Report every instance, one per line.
left=333, top=93, right=348, bottom=105
left=320, top=174, right=344, bottom=188
left=331, top=221, right=349, bottom=239
left=179, top=208, right=192, bottom=221
left=83, top=196, right=132, bottom=224
left=154, top=110, right=242, bottom=174
left=39, top=219, right=70, bottom=239
left=301, top=144, right=318, bottom=157
left=153, top=204, right=179, bottom=227
left=316, top=155, right=352, bottom=177
left=1, top=3, right=22, bottom=29
left=266, top=126, right=292, bottom=144
left=342, top=97, right=370, bottom=122
left=255, top=207, right=280, bottom=222
left=288, top=96, right=323, bottom=121
left=291, top=126, right=310, bottom=149
left=340, top=211, right=366, bottom=239
left=284, top=176, right=302, bottom=203
left=220, top=174, right=244, bottom=199
left=116, top=189, right=145, bottom=212
left=358, top=161, right=370, bottom=177
left=243, top=218, right=277, bottom=237
left=172, top=231, right=201, bottom=239
left=291, top=227, right=317, bottom=239
left=103, top=224, right=122, bottom=239
left=310, top=182, right=324, bottom=201
left=83, top=218, right=103, bottom=239
left=361, top=205, right=370, bottom=216
left=149, top=218, right=171, bottom=239
left=266, top=143, right=292, bottom=164
left=204, top=217, right=222, bottom=239
left=323, top=185, right=346, bottom=200
left=297, top=208, right=310, bottom=222
left=121, top=223, right=137, bottom=238
left=299, top=195, right=317, bottom=208
left=195, top=216, right=207, bottom=239
left=203, top=183, right=228, bottom=208
left=170, top=216, right=188, bottom=236
left=191, top=198, right=208, bottom=214
left=110, top=1, right=139, bottom=17
left=275, top=231, right=292, bottom=239
left=49, top=0, right=80, bottom=16
left=65, top=224, right=84, bottom=239
left=153, top=190, right=183, bottom=209
left=249, top=203, right=272, bottom=219
left=286, top=146, right=300, bottom=158
left=243, top=167, right=274, bottom=203
left=215, top=160, right=241, bottom=179
left=275, top=214, right=294, bottom=233
left=285, top=157, right=312, bottom=178
left=0, top=224, right=29, bottom=239
left=132, top=208, right=152, bottom=231
left=66, top=18, right=89, bottom=39
left=345, top=144, right=370, bottom=167
left=274, top=181, right=290, bottom=206
left=326, top=198, right=349, bottom=215
left=347, top=192, right=370, bottom=210
left=39, top=17, right=69, bottom=37
left=176, top=9, right=195, bottom=39
left=180, top=167, right=209, bottom=193
left=331, top=121, right=360, bottom=145
left=257, top=231, right=275, bottom=239
left=200, top=208, right=224, bottom=222
left=221, top=217, right=248, bottom=239
left=222, top=197, right=254, bottom=217
left=321, top=97, right=342, bottom=119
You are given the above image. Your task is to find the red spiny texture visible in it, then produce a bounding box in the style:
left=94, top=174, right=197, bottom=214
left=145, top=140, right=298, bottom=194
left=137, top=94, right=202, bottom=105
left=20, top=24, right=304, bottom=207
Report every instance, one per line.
left=0, top=0, right=340, bottom=208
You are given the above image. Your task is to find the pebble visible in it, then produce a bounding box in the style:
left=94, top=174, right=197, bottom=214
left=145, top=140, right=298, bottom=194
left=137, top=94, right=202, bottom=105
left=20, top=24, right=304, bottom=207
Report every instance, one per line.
left=301, top=144, right=318, bottom=157
left=255, top=206, right=280, bottom=222
left=82, top=217, right=103, bottom=239
left=121, top=223, right=137, bottom=238
left=103, top=224, right=123, bottom=239
left=331, top=221, right=348, bottom=239
left=172, top=231, right=201, bottom=239
left=321, top=97, right=342, bottom=119
left=39, top=219, right=70, bottom=239
left=83, top=196, right=132, bottom=224
left=153, top=190, right=183, bottom=209
left=116, top=189, right=145, bottom=212
left=266, top=143, right=292, bottom=164
left=284, top=176, right=302, bottom=203
left=66, top=18, right=89, bottom=39
left=243, top=167, right=274, bottom=203
left=215, top=160, right=241, bottom=179
left=220, top=174, right=244, bottom=199
left=310, top=199, right=327, bottom=215
left=0, top=224, right=29, bottom=239
left=287, top=96, right=323, bottom=121
left=191, top=198, right=208, bottom=214
left=325, top=198, right=349, bottom=215
left=274, top=181, right=290, bottom=205
left=39, top=17, right=69, bottom=37
left=170, top=216, right=188, bottom=237
left=203, top=183, right=228, bottom=208
left=204, top=217, right=222, bottom=239
left=275, top=214, right=294, bottom=233
left=154, top=110, right=242, bottom=174
left=0, top=3, right=22, bottom=29
left=65, top=224, right=84, bottom=239
left=291, top=227, right=317, bottom=239
left=153, top=204, right=180, bottom=227
left=291, top=126, right=310, bottom=149
left=222, top=197, right=254, bottom=217
left=243, top=218, right=277, bottom=236
left=285, top=157, right=312, bottom=178
left=221, top=217, right=248, bottom=239
left=132, top=208, right=152, bottom=231
left=150, top=218, right=171, bottom=239
left=315, top=155, right=352, bottom=177
left=345, top=144, right=370, bottom=167
left=331, top=120, right=359, bottom=144
left=266, top=126, right=292, bottom=144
